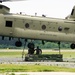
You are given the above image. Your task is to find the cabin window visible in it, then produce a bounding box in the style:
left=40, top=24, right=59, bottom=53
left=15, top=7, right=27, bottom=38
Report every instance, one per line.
left=25, top=23, right=29, bottom=28
left=42, top=25, right=46, bottom=30
left=71, top=9, right=74, bottom=15
left=5, top=21, right=12, bottom=27
left=58, top=26, right=62, bottom=31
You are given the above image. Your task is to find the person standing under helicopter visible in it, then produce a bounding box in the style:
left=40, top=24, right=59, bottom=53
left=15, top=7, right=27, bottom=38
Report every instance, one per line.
left=35, top=46, right=42, bottom=55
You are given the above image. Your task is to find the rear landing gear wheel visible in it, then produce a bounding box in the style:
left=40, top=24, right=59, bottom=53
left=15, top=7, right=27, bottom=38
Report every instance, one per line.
left=58, top=42, right=61, bottom=54
left=70, top=43, right=75, bottom=49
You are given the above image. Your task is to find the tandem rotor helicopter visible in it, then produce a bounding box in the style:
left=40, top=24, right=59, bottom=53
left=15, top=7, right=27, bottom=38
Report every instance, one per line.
left=0, top=0, right=75, bottom=53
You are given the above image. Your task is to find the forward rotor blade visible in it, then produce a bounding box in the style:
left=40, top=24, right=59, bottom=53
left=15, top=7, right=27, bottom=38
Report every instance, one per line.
left=0, top=0, right=26, bottom=2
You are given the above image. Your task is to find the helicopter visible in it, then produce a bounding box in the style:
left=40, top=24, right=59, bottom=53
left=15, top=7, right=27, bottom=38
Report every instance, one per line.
left=0, top=0, right=75, bottom=51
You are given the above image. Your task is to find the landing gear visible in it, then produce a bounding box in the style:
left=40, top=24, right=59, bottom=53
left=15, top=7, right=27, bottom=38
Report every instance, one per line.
left=58, top=42, right=61, bottom=54
left=70, top=43, right=75, bottom=49
left=58, top=42, right=75, bottom=49
left=22, top=39, right=27, bottom=60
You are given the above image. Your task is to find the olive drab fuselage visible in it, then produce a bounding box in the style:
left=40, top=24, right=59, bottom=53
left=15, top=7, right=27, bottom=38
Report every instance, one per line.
left=0, top=13, right=75, bottom=43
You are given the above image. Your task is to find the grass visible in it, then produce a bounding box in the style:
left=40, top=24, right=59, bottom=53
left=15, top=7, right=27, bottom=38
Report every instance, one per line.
left=0, top=64, right=75, bottom=72
left=0, top=49, right=75, bottom=58
left=0, top=49, right=75, bottom=72
left=0, top=52, right=22, bottom=57
left=42, top=49, right=75, bottom=58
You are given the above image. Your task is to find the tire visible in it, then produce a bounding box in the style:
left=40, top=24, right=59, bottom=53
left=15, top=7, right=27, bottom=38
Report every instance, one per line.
left=70, top=43, right=75, bottom=49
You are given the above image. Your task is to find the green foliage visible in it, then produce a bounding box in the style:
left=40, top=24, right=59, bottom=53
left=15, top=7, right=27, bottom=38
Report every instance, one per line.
left=0, top=37, right=71, bottom=49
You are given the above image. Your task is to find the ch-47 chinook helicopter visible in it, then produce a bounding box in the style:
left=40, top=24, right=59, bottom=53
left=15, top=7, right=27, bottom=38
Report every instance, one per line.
left=0, top=0, right=75, bottom=51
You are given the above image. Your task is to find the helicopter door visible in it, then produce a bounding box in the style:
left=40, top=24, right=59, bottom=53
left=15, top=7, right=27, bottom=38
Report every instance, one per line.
left=4, top=20, right=14, bottom=37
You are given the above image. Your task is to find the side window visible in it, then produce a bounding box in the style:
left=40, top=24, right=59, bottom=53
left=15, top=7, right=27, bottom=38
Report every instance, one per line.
left=58, top=26, right=62, bottom=31
left=5, top=21, right=13, bottom=27
left=42, top=25, right=46, bottom=30
left=25, top=23, right=29, bottom=28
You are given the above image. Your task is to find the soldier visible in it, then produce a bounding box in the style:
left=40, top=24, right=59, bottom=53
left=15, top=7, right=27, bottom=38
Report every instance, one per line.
left=28, top=48, right=35, bottom=54
left=27, top=42, right=35, bottom=55
left=35, top=46, right=42, bottom=55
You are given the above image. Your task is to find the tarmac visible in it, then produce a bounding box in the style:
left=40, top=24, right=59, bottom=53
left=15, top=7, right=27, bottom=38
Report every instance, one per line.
left=0, top=57, right=75, bottom=68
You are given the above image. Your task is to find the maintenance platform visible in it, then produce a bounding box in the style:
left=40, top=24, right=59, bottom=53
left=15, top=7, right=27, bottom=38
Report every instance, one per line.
left=25, top=54, right=63, bottom=62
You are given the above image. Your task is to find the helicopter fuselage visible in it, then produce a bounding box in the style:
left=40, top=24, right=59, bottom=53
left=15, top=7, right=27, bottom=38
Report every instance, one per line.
left=0, top=13, right=75, bottom=43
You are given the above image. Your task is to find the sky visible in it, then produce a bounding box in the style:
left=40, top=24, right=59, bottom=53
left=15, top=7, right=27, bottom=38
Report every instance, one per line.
left=2, top=0, right=75, bottom=18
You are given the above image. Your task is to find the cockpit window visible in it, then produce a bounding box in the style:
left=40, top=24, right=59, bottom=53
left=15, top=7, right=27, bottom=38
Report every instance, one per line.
left=71, top=9, right=74, bottom=15
left=5, top=21, right=12, bottom=27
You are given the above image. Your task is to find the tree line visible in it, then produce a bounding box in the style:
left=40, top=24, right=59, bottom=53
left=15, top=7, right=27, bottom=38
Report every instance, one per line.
left=0, top=37, right=71, bottom=49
